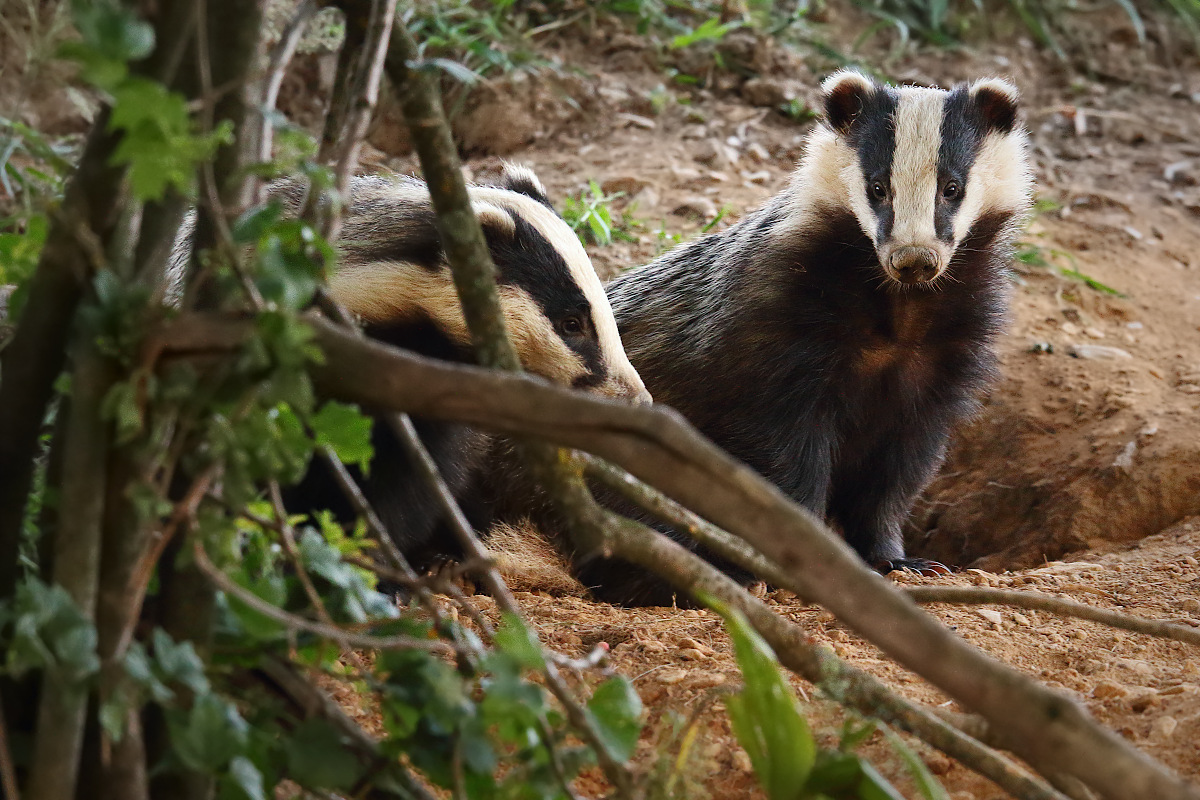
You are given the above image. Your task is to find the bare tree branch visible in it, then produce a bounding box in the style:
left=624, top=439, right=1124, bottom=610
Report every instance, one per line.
left=154, top=312, right=1198, bottom=799
left=26, top=342, right=114, bottom=800
left=384, top=16, right=520, bottom=372
left=906, top=585, right=1200, bottom=647
left=258, top=0, right=320, bottom=166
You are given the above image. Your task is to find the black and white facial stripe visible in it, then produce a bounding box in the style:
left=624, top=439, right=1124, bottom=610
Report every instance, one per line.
left=327, top=166, right=650, bottom=404
left=791, top=71, right=1032, bottom=286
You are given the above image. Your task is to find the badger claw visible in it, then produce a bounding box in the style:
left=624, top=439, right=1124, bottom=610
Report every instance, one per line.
left=874, top=557, right=953, bottom=577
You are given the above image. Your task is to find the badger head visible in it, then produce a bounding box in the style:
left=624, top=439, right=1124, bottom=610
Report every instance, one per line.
left=328, top=165, right=651, bottom=405
left=792, top=70, right=1033, bottom=286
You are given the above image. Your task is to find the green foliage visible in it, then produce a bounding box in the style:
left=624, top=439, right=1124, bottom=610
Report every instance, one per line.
left=709, top=597, right=944, bottom=799
left=0, top=578, right=100, bottom=688
left=562, top=180, right=638, bottom=246
left=310, top=401, right=374, bottom=474
left=669, top=17, right=742, bottom=49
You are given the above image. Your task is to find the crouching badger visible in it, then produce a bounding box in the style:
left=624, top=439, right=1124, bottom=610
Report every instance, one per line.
left=285, top=166, right=650, bottom=568
left=593, top=71, right=1033, bottom=604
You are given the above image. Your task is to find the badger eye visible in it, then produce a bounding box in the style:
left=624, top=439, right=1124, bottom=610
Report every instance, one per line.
left=559, top=316, right=584, bottom=336
left=870, top=181, right=888, bottom=201
left=942, top=181, right=961, bottom=201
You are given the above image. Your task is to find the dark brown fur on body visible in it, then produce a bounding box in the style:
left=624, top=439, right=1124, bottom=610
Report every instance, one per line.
left=580, top=198, right=1015, bottom=606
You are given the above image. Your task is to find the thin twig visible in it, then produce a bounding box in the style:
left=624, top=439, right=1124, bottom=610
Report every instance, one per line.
left=321, top=0, right=397, bottom=243
left=905, top=585, right=1200, bottom=647
left=269, top=481, right=336, bottom=626
left=0, top=693, right=19, bottom=800
left=190, top=539, right=455, bottom=655
left=387, top=413, right=636, bottom=797
left=258, top=0, right=320, bottom=165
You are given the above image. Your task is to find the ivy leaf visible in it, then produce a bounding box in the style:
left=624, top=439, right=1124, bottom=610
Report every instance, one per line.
left=492, top=613, right=544, bottom=670
left=169, top=694, right=250, bottom=772
left=310, top=401, right=374, bottom=474
left=284, top=719, right=363, bottom=790
left=585, top=676, right=643, bottom=763
left=225, top=755, right=268, bottom=800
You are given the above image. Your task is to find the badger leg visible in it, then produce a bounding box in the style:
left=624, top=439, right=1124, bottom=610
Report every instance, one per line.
left=826, top=422, right=951, bottom=575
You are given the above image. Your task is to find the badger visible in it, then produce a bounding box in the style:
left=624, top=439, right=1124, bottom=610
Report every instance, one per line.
left=269, top=165, right=650, bottom=568
left=578, top=71, right=1034, bottom=605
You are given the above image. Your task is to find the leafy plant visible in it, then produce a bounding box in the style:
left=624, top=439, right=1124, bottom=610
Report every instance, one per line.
left=709, top=597, right=947, bottom=799
left=562, top=180, right=638, bottom=246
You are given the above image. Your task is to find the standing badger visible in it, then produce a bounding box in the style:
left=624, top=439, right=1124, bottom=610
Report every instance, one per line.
left=283, top=166, right=651, bottom=568
left=587, top=71, right=1033, bottom=604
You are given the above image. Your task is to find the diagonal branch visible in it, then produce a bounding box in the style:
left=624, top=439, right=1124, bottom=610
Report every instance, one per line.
left=155, top=312, right=1200, bottom=800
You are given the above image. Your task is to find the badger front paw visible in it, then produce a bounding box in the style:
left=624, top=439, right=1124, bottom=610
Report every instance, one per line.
left=873, top=557, right=953, bottom=577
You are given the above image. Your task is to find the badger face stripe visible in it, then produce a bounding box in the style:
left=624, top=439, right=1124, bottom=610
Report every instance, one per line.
left=888, top=89, right=945, bottom=248
left=936, top=86, right=991, bottom=242
left=844, top=86, right=898, bottom=244
left=471, top=187, right=650, bottom=404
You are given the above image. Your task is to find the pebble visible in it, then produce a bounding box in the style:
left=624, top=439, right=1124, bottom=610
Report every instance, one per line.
left=1181, top=598, right=1200, bottom=614
left=657, top=668, right=689, bottom=684
left=680, top=124, right=708, bottom=140
left=1084, top=326, right=1106, bottom=339
left=1061, top=321, right=1081, bottom=336
left=683, top=671, right=727, bottom=689
left=745, top=142, right=771, bottom=163
left=976, top=609, right=1003, bottom=626
left=1068, top=343, right=1133, bottom=360
left=1116, top=657, right=1156, bottom=677
left=1127, top=321, right=1144, bottom=330
left=1012, top=612, right=1032, bottom=626
left=1165, top=160, right=1196, bottom=185
left=1093, top=680, right=1130, bottom=699
left=679, top=648, right=710, bottom=661
left=1153, top=715, right=1179, bottom=739
left=615, top=112, right=657, bottom=130
left=677, top=637, right=714, bottom=655
left=671, top=196, right=718, bottom=222
left=601, top=176, right=649, bottom=196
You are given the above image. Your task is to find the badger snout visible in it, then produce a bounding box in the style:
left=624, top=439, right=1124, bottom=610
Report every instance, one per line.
left=887, top=246, right=941, bottom=284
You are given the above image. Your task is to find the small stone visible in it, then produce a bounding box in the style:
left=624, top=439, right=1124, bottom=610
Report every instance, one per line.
left=1012, top=612, right=1032, bottom=626
left=679, top=648, right=709, bottom=661
left=733, top=749, right=753, bottom=772
left=1093, top=680, right=1130, bottom=699
left=1116, top=657, right=1156, bottom=677
left=677, top=637, right=713, bottom=654
left=1165, top=160, right=1196, bottom=186
left=741, top=170, right=772, bottom=184
left=1068, top=343, right=1133, bottom=360
left=740, top=76, right=803, bottom=108
left=924, top=753, right=953, bottom=775
left=745, top=142, right=771, bottom=163
left=1061, top=321, right=1081, bottom=336
left=976, top=609, right=1003, bottom=626
left=1153, top=715, right=1179, bottom=739
left=680, top=124, right=708, bottom=140
left=1181, top=598, right=1200, bottom=614
left=672, top=196, right=718, bottom=222
left=683, top=671, right=727, bottom=689
left=615, top=112, right=656, bottom=130
left=1123, top=226, right=1144, bottom=241
left=657, top=668, right=689, bottom=684
left=693, top=139, right=730, bottom=168
left=640, top=640, right=668, bottom=654
left=1084, top=326, right=1106, bottom=339
left=1127, top=321, right=1144, bottom=330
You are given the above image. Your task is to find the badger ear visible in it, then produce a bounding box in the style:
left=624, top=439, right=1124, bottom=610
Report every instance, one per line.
left=821, top=70, right=876, bottom=134
left=472, top=201, right=516, bottom=239
left=498, top=163, right=555, bottom=210
left=970, top=77, right=1020, bottom=134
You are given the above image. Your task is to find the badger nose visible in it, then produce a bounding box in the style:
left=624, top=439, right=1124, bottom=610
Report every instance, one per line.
left=889, top=247, right=940, bottom=284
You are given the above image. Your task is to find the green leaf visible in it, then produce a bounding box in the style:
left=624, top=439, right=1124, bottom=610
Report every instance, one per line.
left=310, top=401, right=374, bottom=473
left=70, top=0, right=155, bottom=62
left=285, top=719, right=363, bottom=790
left=706, top=595, right=815, bottom=800
left=226, top=756, right=268, bottom=800
left=169, top=694, right=250, bottom=772
left=492, top=613, right=544, bottom=670
left=669, top=17, right=742, bottom=49
left=882, top=728, right=949, bottom=800
left=585, top=676, right=643, bottom=763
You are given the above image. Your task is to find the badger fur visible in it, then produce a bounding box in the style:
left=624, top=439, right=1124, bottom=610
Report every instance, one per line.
left=279, top=165, right=650, bottom=568
left=578, top=71, right=1034, bottom=605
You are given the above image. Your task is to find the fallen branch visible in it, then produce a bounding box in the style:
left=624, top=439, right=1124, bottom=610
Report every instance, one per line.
left=905, top=585, right=1200, bottom=647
